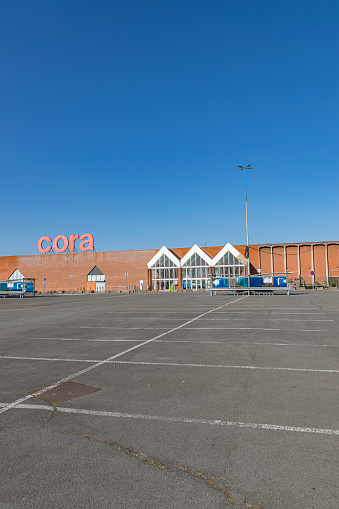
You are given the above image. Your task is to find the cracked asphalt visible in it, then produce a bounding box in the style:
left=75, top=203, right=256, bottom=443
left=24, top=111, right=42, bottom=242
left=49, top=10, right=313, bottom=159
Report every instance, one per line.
left=0, top=290, right=338, bottom=508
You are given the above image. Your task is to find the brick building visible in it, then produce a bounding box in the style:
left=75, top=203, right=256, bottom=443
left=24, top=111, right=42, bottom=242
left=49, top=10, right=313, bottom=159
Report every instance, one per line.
left=0, top=241, right=338, bottom=292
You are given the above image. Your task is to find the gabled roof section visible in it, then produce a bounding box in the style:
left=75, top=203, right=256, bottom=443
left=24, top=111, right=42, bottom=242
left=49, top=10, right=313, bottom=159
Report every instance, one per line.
left=147, top=246, right=181, bottom=268
left=87, top=266, right=104, bottom=276
left=180, top=244, right=213, bottom=266
left=9, top=268, right=25, bottom=280
left=170, top=247, right=191, bottom=259
left=211, top=243, right=247, bottom=266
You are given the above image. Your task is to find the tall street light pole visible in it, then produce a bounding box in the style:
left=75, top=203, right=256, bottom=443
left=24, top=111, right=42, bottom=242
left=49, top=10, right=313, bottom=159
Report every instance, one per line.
left=237, top=165, right=253, bottom=280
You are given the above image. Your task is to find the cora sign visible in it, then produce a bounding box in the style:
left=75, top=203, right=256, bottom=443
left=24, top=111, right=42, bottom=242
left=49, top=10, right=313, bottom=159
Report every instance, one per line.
left=38, top=234, right=94, bottom=254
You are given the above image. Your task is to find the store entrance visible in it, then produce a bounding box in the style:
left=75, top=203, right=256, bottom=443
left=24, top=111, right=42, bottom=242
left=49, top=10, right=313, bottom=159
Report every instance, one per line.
left=96, top=281, right=105, bottom=292
left=183, top=278, right=211, bottom=290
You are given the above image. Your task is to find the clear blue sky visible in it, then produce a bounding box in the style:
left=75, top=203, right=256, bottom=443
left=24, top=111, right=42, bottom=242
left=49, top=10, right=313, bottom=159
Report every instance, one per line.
left=1, top=0, right=338, bottom=256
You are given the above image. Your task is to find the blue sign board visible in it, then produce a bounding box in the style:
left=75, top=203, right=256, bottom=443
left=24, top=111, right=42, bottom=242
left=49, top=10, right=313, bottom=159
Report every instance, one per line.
left=274, top=276, right=287, bottom=287
left=213, top=278, right=228, bottom=288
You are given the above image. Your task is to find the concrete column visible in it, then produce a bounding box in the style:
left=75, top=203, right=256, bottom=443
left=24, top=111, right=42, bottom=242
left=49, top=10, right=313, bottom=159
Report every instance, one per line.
left=178, top=265, right=182, bottom=290
left=284, top=245, right=287, bottom=273
left=297, top=245, right=301, bottom=282
left=270, top=246, right=273, bottom=275
left=210, top=266, right=214, bottom=288
left=311, top=244, right=315, bottom=286
left=325, top=244, right=329, bottom=286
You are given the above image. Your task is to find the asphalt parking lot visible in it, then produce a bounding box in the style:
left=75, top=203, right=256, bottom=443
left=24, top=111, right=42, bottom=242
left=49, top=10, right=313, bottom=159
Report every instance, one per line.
left=0, top=290, right=338, bottom=508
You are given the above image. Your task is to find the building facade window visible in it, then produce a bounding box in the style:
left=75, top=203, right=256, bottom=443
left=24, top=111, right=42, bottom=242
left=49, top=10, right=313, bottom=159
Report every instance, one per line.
left=182, top=252, right=211, bottom=290
left=150, top=253, right=178, bottom=290
left=147, top=243, right=247, bottom=291
left=214, top=251, right=244, bottom=278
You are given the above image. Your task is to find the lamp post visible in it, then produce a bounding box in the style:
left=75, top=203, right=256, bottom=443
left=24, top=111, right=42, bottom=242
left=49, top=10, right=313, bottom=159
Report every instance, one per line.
left=237, top=164, right=253, bottom=282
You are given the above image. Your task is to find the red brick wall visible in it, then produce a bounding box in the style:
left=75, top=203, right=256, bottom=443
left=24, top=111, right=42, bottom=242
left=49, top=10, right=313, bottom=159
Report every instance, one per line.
left=286, top=245, right=298, bottom=282
left=1, top=242, right=338, bottom=291
left=328, top=244, right=339, bottom=281
left=272, top=246, right=285, bottom=274
left=313, top=244, right=326, bottom=284
left=299, top=245, right=313, bottom=283
left=0, top=249, right=158, bottom=292
left=259, top=247, right=272, bottom=275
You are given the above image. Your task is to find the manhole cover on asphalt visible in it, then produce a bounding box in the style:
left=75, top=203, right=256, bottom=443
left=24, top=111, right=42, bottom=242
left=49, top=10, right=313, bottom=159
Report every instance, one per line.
left=28, top=380, right=102, bottom=404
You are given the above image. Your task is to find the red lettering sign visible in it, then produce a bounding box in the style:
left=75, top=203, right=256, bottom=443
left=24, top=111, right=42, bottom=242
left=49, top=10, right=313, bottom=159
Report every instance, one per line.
left=38, top=236, right=52, bottom=254
left=38, top=234, right=94, bottom=253
left=79, top=233, right=94, bottom=252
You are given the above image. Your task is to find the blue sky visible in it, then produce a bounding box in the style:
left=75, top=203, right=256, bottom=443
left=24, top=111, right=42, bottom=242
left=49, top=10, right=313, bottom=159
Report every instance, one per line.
left=1, top=0, right=338, bottom=256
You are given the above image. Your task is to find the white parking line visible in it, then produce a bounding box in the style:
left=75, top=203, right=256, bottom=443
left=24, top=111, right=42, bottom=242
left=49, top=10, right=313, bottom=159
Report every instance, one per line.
left=199, top=318, right=333, bottom=322
left=0, top=296, right=248, bottom=414
left=25, top=338, right=339, bottom=348
left=214, top=307, right=318, bottom=310
left=0, top=355, right=95, bottom=362
left=1, top=356, right=338, bottom=373
left=184, top=327, right=328, bottom=332
left=1, top=403, right=338, bottom=436
left=114, top=360, right=339, bottom=374
left=86, top=317, right=333, bottom=321
left=212, top=312, right=325, bottom=315
left=80, top=327, right=171, bottom=329
left=157, top=340, right=338, bottom=348
left=267, top=319, right=333, bottom=322
left=23, top=326, right=329, bottom=332
left=28, top=337, right=144, bottom=342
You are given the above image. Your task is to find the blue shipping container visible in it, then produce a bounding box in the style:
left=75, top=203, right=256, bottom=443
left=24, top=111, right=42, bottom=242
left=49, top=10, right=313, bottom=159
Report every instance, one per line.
left=250, top=277, right=263, bottom=287
left=238, top=277, right=249, bottom=287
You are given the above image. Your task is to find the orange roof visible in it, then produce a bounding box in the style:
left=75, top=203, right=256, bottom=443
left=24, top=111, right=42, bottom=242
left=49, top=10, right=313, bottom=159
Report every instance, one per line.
left=169, top=247, right=191, bottom=259
left=154, top=244, right=257, bottom=261
left=201, top=246, right=222, bottom=258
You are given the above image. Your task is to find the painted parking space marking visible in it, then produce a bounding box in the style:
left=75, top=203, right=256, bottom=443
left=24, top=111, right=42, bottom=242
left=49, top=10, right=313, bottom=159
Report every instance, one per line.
left=0, top=296, right=248, bottom=414
left=1, top=403, right=338, bottom=436
left=198, top=318, right=333, bottom=322
left=212, top=311, right=326, bottom=314
left=24, top=338, right=338, bottom=347
left=113, top=360, right=339, bottom=374
left=86, top=317, right=333, bottom=321
left=15, top=338, right=339, bottom=348
left=0, top=355, right=96, bottom=363
left=28, top=337, right=145, bottom=342
left=184, top=327, right=328, bottom=332
left=1, top=355, right=338, bottom=374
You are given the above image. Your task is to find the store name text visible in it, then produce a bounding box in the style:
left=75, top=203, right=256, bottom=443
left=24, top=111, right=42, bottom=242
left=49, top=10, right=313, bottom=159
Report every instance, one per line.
left=38, top=234, right=94, bottom=253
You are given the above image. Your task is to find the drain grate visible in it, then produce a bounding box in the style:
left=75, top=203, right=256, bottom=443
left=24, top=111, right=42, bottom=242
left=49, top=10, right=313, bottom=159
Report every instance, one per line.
left=28, top=380, right=102, bottom=404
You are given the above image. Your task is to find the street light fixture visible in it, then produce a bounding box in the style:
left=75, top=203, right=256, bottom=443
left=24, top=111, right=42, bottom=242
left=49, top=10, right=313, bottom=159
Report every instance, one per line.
left=237, top=164, right=253, bottom=280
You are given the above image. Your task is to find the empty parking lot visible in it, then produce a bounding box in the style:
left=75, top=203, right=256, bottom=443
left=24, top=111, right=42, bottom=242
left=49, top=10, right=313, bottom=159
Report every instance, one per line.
left=0, top=290, right=338, bottom=508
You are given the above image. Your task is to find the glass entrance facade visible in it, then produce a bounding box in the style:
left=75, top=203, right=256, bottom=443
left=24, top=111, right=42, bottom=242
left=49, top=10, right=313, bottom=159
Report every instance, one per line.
left=182, top=252, right=211, bottom=289
left=150, top=253, right=179, bottom=290
left=214, top=251, right=245, bottom=277
left=147, top=244, right=246, bottom=291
